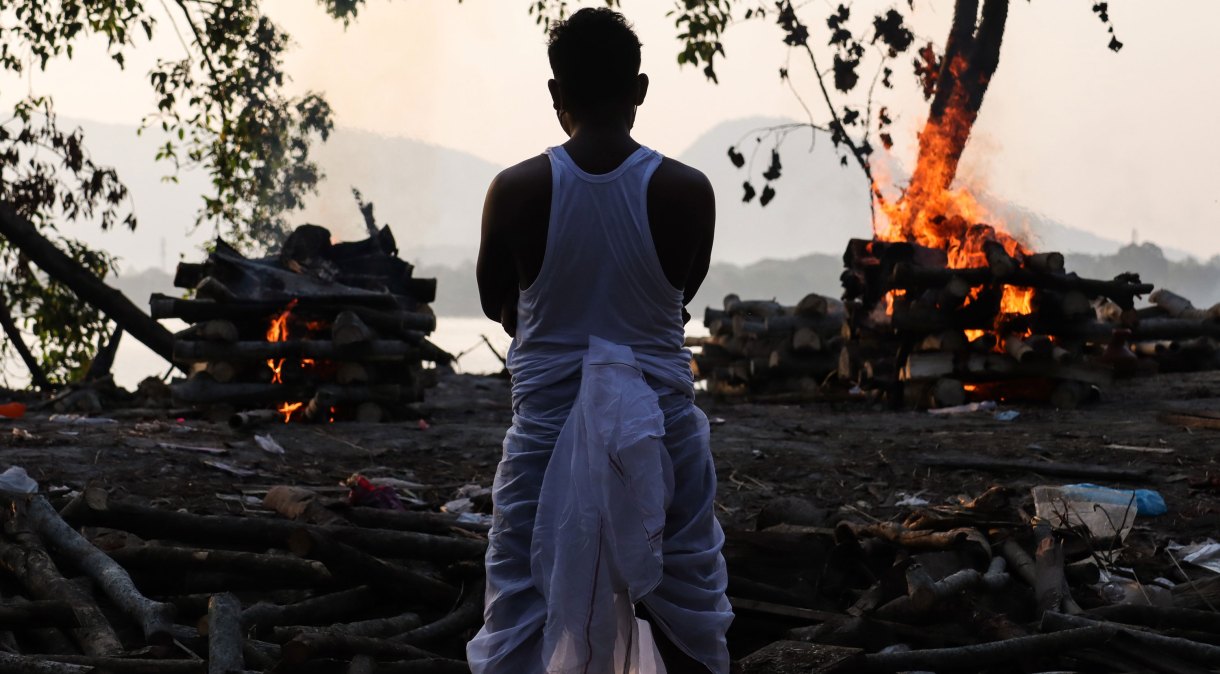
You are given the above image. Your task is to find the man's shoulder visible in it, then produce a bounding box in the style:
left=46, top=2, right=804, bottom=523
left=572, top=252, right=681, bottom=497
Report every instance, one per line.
left=489, top=154, right=551, bottom=198
left=651, top=156, right=713, bottom=201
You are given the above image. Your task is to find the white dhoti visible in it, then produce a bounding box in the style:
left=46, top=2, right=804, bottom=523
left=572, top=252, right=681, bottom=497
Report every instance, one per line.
left=467, top=338, right=733, bottom=674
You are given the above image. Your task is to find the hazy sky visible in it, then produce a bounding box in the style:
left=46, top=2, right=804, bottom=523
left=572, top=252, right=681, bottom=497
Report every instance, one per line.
left=7, top=0, right=1220, bottom=257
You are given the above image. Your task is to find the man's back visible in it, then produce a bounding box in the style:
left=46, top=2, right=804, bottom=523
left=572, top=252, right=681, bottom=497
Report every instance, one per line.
left=477, top=143, right=714, bottom=335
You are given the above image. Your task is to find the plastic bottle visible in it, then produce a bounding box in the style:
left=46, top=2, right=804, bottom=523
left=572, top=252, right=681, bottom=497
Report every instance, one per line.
left=0, top=402, right=26, bottom=419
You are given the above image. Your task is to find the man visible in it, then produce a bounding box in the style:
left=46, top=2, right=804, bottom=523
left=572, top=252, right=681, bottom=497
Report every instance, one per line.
left=468, top=8, right=732, bottom=673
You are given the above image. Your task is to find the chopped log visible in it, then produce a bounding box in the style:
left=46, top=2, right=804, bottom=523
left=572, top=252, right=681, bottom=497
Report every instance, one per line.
left=30, top=655, right=206, bottom=673
left=338, top=506, right=490, bottom=536
left=63, top=488, right=487, bottom=563
left=204, top=362, right=240, bottom=384
left=983, top=240, right=1018, bottom=279
left=997, top=538, right=1037, bottom=588
left=149, top=295, right=435, bottom=334
left=174, top=262, right=209, bottom=289
left=228, top=409, right=278, bottom=430
left=176, top=320, right=240, bottom=343
left=332, top=311, right=375, bottom=347
left=792, top=327, right=822, bottom=352
left=937, top=275, right=973, bottom=309
left=0, top=653, right=92, bottom=673
left=281, top=633, right=440, bottom=666
left=0, top=526, right=122, bottom=655
left=889, top=263, right=1153, bottom=302
left=1058, top=318, right=1220, bottom=341
left=207, top=593, right=244, bottom=674
left=930, top=378, right=967, bottom=408
left=796, top=293, right=844, bottom=318
left=725, top=297, right=785, bottom=318
left=1151, top=289, right=1211, bottom=320
left=268, top=610, right=422, bottom=642
left=12, top=495, right=175, bottom=644
left=392, top=588, right=484, bottom=646
left=909, top=454, right=1149, bottom=481
left=1003, top=336, right=1036, bottom=363
left=1042, top=612, right=1220, bottom=667
left=1033, top=522, right=1065, bottom=615
left=764, top=315, right=844, bottom=336
left=84, top=329, right=123, bottom=383
left=876, top=557, right=1008, bottom=619
left=172, top=380, right=403, bottom=406
left=766, top=351, right=837, bottom=378
left=0, top=202, right=178, bottom=366
left=107, top=544, right=332, bottom=585
left=286, top=529, right=458, bottom=605
left=1088, top=604, right=1220, bottom=635
left=336, top=362, right=371, bottom=385
left=240, top=587, right=382, bottom=631
left=0, top=600, right=79, bottom=630
left=174, top=340, right=416, bottom=363
left=0, top=299, right=53, bottom=390
left=857, top=625, right=1115, bottom=672
left=916, top=331, right=967, bottom=353
left=737, top=641, right=861, bottom=674
left=1026, top=252, right=1065, bottom=274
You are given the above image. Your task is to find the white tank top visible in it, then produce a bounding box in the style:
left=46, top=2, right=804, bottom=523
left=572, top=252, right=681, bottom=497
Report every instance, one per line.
left=506, top=144, right=690, bottom=399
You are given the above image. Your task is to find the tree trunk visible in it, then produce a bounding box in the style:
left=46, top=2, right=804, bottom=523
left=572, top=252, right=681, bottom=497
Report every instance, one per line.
left=885, top=0, right=1011, bottom=242
left=0, top=298, right=52, bottom=389
left=0, top=202, right=177, bottom=367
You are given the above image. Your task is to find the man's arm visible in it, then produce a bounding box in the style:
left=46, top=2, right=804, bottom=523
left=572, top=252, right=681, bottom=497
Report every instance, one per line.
left=680, top=170, right=715, bottom=307
left=476, top=174, right=520, bottom=336
left=648, top=159, right=716, bottom=322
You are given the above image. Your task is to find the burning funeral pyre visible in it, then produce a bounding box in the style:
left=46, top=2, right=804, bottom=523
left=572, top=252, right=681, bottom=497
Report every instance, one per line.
left=153, top=224, right=451, bottom=424
left=696, top=161, right=1220, bottom=407
left=697, top=242, right=1220, bottom=408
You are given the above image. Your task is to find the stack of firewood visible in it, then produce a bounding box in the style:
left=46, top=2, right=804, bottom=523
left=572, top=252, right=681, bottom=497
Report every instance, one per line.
left=840, top=236, right=1220, bottom=407
left=0, top=487, right=480, bottom=672
left=694, top=293, right=845, bottom=401
left=697, top=235, right=1220, bottom=407
left=153, top=224, right=452, bottom=423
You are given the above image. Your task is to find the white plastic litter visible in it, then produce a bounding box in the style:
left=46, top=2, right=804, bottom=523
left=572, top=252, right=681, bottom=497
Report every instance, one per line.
left=254, top=434, right=286, bottom=456
left=928, top=401, right=998, bottom=416
left=0, top=466, right=38, bottom=493
left=1168, top=540, right=1220, bottom=574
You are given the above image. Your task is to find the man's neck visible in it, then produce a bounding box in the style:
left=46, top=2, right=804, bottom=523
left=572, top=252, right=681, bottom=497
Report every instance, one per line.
left=562, top=122, right=640, bottom=175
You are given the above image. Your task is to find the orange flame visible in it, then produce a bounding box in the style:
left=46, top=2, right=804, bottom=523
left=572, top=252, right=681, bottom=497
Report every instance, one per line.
left=884, top=289, right=906, bottom=316
left=278, top=401, right=304, bottom=423
left=873, top=102, right=1031, bottom=270
left=1000, top=286, right=1034, bottom=316
left=265, top=300, right=299, bottom=385
left=964, top=329, right=986, bottom=342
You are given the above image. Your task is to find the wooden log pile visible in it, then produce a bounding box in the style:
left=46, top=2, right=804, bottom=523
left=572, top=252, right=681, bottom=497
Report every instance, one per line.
left=696, top=235, right=1220, bottom=407
left=0, top=487, right=483, bottom=673
left=693, top=293, right=846, bottom=401
left=838, top=237, right=1220, bottom=407
left=729, top=484, right=1220, bottom=673
left=158, top=224, right=452, bottom=423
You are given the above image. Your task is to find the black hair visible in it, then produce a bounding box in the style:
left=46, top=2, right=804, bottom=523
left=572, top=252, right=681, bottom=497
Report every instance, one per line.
left=547, top=8, right=643, bottom=113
